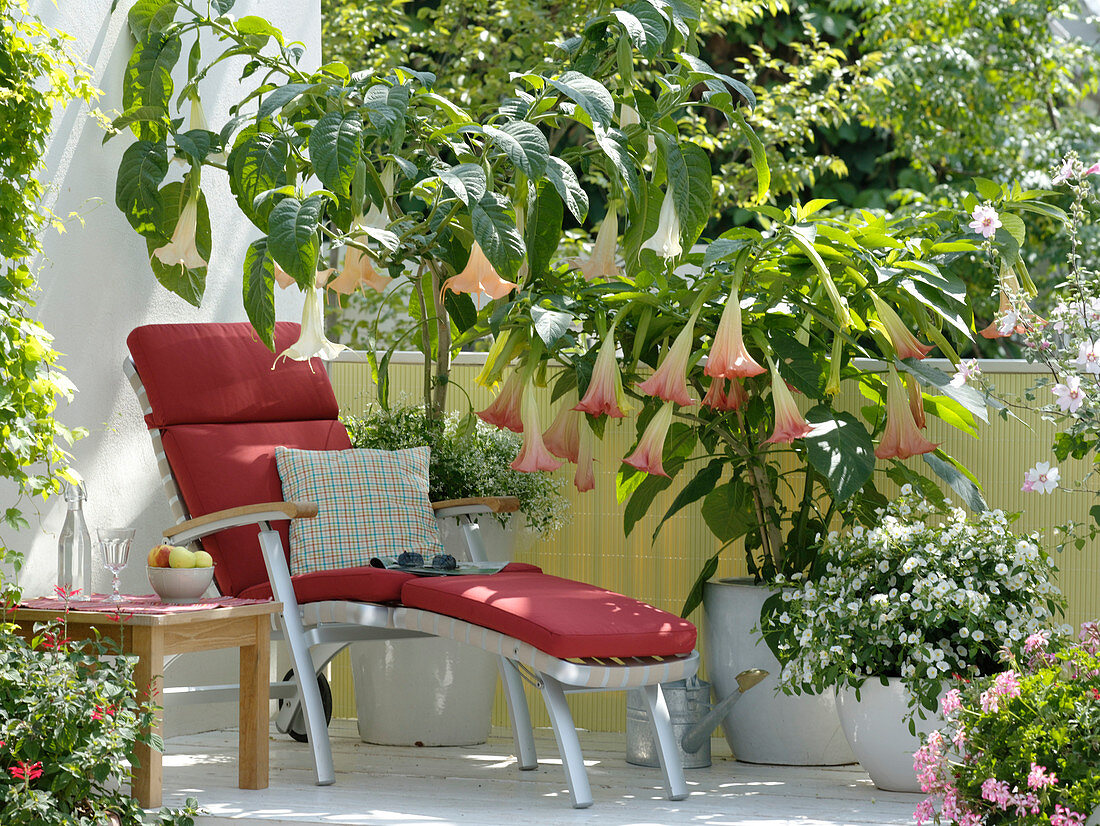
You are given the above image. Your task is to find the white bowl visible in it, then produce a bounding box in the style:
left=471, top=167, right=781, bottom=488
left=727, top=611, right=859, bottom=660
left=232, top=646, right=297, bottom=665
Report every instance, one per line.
left=147, top=565, right=215, bottom=603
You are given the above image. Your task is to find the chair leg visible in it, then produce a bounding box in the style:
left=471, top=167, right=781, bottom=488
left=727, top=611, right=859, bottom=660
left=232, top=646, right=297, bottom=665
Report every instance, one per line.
left=274, top=641, right=346, bottom=735
left=641, top=683, right=688, bottom=801
left=498, top=658, right=537, bottom=770
left=537, top=674, right=593, bottom=809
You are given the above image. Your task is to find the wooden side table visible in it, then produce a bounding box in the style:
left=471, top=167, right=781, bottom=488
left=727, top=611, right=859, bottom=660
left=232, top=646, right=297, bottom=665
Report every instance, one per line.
left=11, top=599, right=282, bottom=809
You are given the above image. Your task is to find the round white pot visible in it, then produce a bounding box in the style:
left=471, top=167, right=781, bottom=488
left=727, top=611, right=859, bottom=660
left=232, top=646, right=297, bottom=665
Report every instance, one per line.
left=351, top=515, right=518, bottom=746
left=702, top=578, right=855, bottom=765
left=835, top=677, right=941, bottom=793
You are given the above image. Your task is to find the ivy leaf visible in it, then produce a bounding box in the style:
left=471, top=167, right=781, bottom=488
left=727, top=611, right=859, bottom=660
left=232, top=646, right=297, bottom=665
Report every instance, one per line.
left=310, top=111, right=362, bottom=198
left=544, top=156, right=588, bottom=222
left=267, top=195, right=326, bottom=287
left=470, top=193, right=525, bottom=279
left=242, top=238, right=276, bottom=350
left=115, top=140, right=168, bottom=238
left=803, top=407, right=875, bottom=501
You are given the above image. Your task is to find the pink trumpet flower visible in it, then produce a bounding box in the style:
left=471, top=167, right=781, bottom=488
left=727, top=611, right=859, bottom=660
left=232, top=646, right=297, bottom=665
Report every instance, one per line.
left=570, top=206, right=621, bottom=281
left=636, top=311, right=699, bottom=406
left=705, top=289, right=766, bottom=379
left=624, top=402, right=675, bottom=477
left=907, top=377, right=927, bottom=429
left=511, top=383, right=564, bottom=473
left=764, top=359, right=814, bottom=444
left=702, top=377, right=747, bottom=412
left=443, top=241, right=518, bottom=300
left=875, top=368, right=938, bottom=460
left=543, top=398, right=581, bottom=462
left=574, top=331, right=629, bottom=418
left=871, top=294, right=934, bottom=359
left=575, top=420, right=596, bottom=492
left=477, top=370, right=524, bottom=433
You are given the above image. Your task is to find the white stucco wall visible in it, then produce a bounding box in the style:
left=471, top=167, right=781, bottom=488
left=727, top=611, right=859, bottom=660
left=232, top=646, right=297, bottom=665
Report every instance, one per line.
left=15, top=0, right=320, bottom=734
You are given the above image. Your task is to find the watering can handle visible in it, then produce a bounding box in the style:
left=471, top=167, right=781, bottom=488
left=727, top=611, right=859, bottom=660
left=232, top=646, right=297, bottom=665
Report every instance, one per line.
left=679, top=668, right=768, bottom=755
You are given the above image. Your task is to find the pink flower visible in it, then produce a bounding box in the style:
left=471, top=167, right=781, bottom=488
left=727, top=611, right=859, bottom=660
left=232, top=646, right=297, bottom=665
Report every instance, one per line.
left=875, top=368, right=938, bottom=460
left=702, top=376, right=747, bottom=412
left=1053, top=375, right=1086, bottom=412
left=969, top=204, right=1002, bottom=239
left=1085, top=161, right=1100, bottom=177
left=477, top=370, right=524, bottom=432
left=1052, top=804, right=1087, bottom=826
left=1026, top=763, right=1057, bottom=790
left=574, top=331, right=629, bottom=418
left=542, top=399, right=580, bottom=463
left=907, top=376, right=926, bottom=429
left=980, top=290, right=1019, bottom=339
left=569, top=206, right=621, bottom=281
left=704, top=289, right=765, bottom=379
left=764, top=358, right=814, bottom=444
left=1053, top=157, right=1078, bottom=185
left=443, top=241, right=518, bottom=300
left=1022, top=461, right=1059, bottom=494
left=636, top=311, right=699, bottom=406
left=1024, top=631, right=1050, bottom=654
left=871, top=293, right=934, bottom=359
left=623, top=402, right=675, bottom=477
left=510, top=382, right=563, bottom=473
left=1075, top=339, right=1100, bottom=375
left=940, top=688, right=962, bottom=716
left=950, top=359, right=981, bottom=388
left=575, top=420, right=596, bottom=492
left=980, top=670, right=1022, bottom=712
left=981, top=778, right=1013, bottom=809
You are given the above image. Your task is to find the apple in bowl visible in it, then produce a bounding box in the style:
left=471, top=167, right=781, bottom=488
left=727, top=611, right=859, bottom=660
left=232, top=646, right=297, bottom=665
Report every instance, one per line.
left=146, top=544, right=215, bottom=603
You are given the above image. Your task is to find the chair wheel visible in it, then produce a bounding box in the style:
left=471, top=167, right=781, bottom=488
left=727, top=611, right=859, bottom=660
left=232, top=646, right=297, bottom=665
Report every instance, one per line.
left=279, top=668, right=333, bottom=743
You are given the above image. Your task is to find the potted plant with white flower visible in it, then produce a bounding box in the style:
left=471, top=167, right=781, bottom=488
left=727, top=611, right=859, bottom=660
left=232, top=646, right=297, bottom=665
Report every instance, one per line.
left=760, top=486, right=1067, bottom=792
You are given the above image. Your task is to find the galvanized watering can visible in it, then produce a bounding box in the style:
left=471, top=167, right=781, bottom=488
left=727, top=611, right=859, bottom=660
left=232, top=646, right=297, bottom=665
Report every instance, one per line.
left=626, top=669, right=768, bottom=769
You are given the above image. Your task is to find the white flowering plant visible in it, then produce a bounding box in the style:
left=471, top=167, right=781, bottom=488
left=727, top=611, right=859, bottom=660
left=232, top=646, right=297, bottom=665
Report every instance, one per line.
left=759, top=488, right=1067, bottom=716
left=914, top=623, right=1100, bottom=826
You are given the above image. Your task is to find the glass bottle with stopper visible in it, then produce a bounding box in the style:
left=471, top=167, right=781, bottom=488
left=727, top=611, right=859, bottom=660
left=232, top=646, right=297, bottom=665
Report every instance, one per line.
left=57, top=481, right=92, bottom=600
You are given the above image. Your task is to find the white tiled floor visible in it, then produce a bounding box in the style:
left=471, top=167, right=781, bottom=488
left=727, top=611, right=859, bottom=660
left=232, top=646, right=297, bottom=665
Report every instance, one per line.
left=157, top=721, right=922, bottom=825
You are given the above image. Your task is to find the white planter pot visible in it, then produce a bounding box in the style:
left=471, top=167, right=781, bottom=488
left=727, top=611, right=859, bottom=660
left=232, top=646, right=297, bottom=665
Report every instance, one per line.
left=702, top=578, right=855, bottom=765
left=351, top=515, right=518, bottom=746
left=835, top=677, right=941, bottom=793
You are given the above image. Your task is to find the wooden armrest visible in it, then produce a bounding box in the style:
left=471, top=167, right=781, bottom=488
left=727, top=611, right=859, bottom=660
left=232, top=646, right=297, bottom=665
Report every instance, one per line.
left=431, top=496, right=520, bottom=515
left=164, top=501, right=318, bottom=543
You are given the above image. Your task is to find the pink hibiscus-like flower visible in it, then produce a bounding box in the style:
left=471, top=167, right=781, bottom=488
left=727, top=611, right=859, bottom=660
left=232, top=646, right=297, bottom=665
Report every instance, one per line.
left=1022, top=461, right=1059, bottom=494
left=950, top=359, right=981, bottom=388
left=623, top=402, right=675, bottom=477
left=1075, top=339, right=1100, bottom=375
left=1053, top=375, right=1086, bottom=413
left=1053, top=157, right=1078, bottom=185
left=969, top=204, right=1002, bottom=240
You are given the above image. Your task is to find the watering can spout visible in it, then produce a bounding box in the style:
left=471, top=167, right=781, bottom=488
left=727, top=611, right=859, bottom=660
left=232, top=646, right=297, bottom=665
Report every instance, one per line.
left=679, top=668, right=768, bottom=755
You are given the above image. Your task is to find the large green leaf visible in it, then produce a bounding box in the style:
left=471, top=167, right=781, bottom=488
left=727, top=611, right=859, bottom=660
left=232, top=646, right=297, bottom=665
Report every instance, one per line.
left=127, top=0, right=178, bottom=45
left=242, top=238, right=276, bottom=350
left=145, top=180, right=209, bottom=307
left=681, top=142, right=712, bottom=247
left=923, top=451, right=987, bottom=512
left=525, top=182, right=563, bottom=277
left=700, top=479, right=756, bottom=542
left=897, top=358, right=991, bottom=422
left=681, top=551, right=721, bottom=619
left=804, top=407, right=875, bottom=501
left=115, top=140, right=168, bottom=238
left=546, top=71, right=614, bottom=130
left=544, top=156, right=588, bottom=222
left=676, top=53, right=756, bottom=108
left=732, top=111, right=768, bottom=202
left=624, top=472, right=674, bottom=538
left=660, top=135, right=690, bottom=227
left=438, top=163, right=486, bottom=206
left=267, top=195, right=325, bottom=287
left=470, top=193, right=526, bottom=279
left=484, top=121, right=549, bottom=178
left=531, top=305, right=572, bottom=347
left=310, top=111, right=362, bottom=198
left=256, top=82, right=318, bottom=121
left=655, top=458, right=724, bottom=540
left=234, top=15, right=285, bottom=46
left=123, top=34, right=181, bottom=141
left=228, top=123, right=290, bottom=231
left=593, top=126, right=640, bottom=199
left=614, top=4, right=668, bottom=57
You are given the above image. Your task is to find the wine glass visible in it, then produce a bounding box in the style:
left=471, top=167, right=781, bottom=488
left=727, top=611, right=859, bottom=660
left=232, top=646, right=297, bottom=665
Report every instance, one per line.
left=98, top=528, right=135, bottom=604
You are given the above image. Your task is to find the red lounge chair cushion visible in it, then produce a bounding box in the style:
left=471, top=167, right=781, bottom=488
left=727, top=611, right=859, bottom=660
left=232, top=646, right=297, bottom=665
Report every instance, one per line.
left=128, top=323, right=339, bottom=428
left=239, top=566, right=415, bottom=604
left=160, top=420, right=352, bottom=597
left=238, top=562, right=544, bottom=604
left=400, top=573, right=697, bottom=660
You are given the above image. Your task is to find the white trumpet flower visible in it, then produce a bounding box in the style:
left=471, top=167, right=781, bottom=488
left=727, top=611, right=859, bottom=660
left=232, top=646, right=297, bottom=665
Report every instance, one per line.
left=274, top=286, right=347, bottom=365
left=152, top=193, right=207, bottom=270
left=640, top=188, right=682, bottom=259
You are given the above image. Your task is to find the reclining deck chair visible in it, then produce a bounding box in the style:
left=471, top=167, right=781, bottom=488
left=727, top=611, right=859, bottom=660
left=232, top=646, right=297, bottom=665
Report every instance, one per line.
left=125, top=322, right=700, bottom=808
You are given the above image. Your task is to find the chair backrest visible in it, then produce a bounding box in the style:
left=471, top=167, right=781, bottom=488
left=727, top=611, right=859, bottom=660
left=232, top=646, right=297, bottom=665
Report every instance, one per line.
left=126, top=322, right=351, bottom=596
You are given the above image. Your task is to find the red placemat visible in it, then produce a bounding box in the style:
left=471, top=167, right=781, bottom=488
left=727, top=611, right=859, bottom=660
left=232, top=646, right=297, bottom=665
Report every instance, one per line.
left=18, top=594, right=273, bottom=614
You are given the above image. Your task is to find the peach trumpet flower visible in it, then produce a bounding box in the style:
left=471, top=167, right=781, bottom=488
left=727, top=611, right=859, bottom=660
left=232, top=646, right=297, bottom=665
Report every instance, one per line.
left=274, top=286, right=347, bottom=365
left=511, top=382, right=564, bottom=473
left=569, top=206, right=621, bottom=281
left=704, top=289, right=765, bottom=379
left=907, top=376, right=926, bottom=429
left=443, top=241, right=518, bottom=300
left=636, top=310, right=699, bottom=407
left=574, top=420, right=596, bottom=492
left=477, top=370, right=524, bottom=433
left=641, top=189, right=682, bottom=260
left=153, top=191, right=207, bottom=270
left=328, top=205, right=393, bottom=294
left=763, top=358, right=814, bottom=444
left=543, top=396, right=580, bottom=462
left=702, top=376, right=747, bottom=412
left=574, top=330, right=629, bottom=418
left=870, top=293, right=933, bottom=360
left=874, top=368, right=938, bottom=460
left=623, top=402, right=675, bottom=477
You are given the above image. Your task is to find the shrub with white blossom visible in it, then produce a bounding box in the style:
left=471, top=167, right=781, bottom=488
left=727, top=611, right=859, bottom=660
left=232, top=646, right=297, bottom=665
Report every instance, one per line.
left=760, top=489, right=1067, bottom=715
